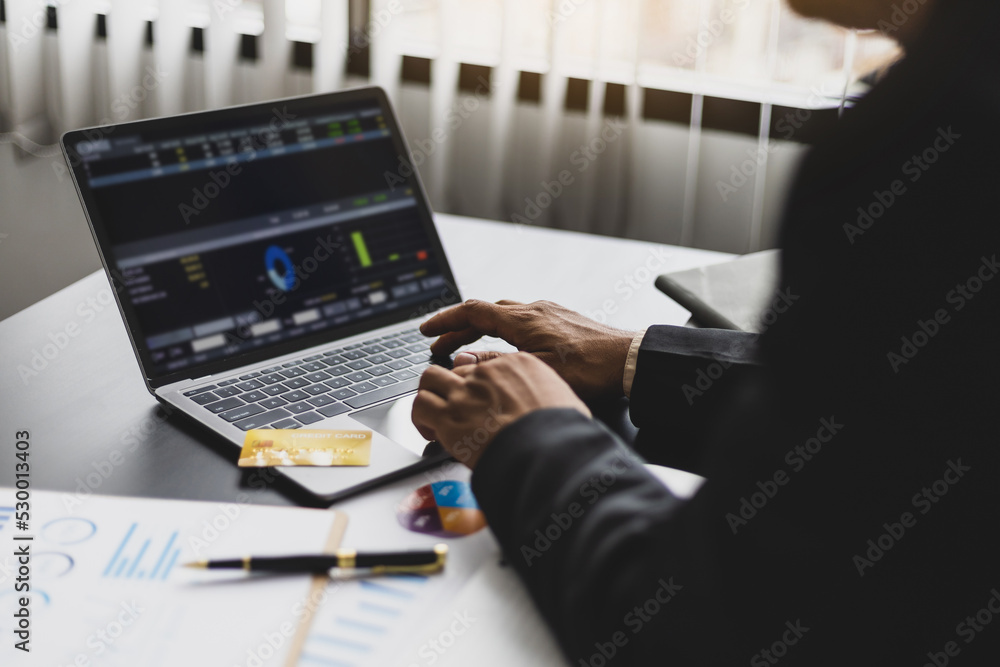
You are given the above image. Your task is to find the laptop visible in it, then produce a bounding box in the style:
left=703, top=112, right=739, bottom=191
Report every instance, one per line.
left=61, top=87, right=461, bottom=503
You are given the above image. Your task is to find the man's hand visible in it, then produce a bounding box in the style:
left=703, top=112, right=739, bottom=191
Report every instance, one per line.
left=411, top=353, right=590, bottom=469
left=420, top=299, right=636, bottom=401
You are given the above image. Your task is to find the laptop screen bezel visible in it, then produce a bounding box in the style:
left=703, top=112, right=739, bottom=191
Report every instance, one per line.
left=62, top=86, right=461, bottom=392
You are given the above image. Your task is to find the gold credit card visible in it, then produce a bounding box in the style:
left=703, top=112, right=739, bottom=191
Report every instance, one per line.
left=238, top=429, right=372, bottom=467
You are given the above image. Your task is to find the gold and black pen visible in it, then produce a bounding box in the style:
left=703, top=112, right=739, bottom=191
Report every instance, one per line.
left=183, top=544, right=448, bottom=576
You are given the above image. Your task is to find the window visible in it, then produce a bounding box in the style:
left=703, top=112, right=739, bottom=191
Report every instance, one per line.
left=378, top=0, right=898, bottom=101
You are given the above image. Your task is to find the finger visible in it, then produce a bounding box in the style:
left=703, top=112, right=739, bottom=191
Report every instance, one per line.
left=453, top=351, right=506, bottom=367
left=411, top=389, right=448, bottom=441
left=453, top=352, right=478, bottom=367
left=418, top=365, right=464, bottom=390
left=419, top=299, right=512, bottom=339
left=419, top=303, right=481, bottom=337
left=429, top=328, right=485, bottom=356
left=496, top=299, right=524, bottom=306
left=418, top=365, right=465, bottom=398
left=452, top=364, right=477, bottom=377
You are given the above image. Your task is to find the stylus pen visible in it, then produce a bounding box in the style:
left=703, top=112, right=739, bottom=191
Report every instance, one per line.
left=183, top=544, right=448, bottom=575
left=654, top=275, right=744, bottom=331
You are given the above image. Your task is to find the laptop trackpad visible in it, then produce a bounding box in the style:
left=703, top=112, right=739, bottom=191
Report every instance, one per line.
left=278, top=396, right=429, bottom=498
left=349, top=394, right=428, bottom=457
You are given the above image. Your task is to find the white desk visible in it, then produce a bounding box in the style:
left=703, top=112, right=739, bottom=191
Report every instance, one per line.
left=295, top=215, right=725, bottom=665
left=0, top=213, right=730, bottom=665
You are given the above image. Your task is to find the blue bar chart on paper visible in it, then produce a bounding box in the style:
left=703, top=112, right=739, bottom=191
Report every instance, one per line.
left=103, top=522, right=181, bottom=581
left=300, top=574, right=436, bottom=667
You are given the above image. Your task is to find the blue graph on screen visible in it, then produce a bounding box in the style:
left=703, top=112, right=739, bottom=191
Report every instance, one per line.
left=0, top=507, right=14, bottom=533
left=103, top=523, right=181, bottom=581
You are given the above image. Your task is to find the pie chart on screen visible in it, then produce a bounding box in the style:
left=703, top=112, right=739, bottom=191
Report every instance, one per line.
left=397, top=480, right=486, bottom=537
left=265, top=244, right=297, bottom=292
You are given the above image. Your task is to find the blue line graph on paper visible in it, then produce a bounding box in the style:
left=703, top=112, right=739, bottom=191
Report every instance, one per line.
left=102, top=522, right=181, bottom=581
left=299, top=574, right=432, bottom=667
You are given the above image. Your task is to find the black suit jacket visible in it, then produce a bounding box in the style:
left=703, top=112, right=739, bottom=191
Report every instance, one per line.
left=471, top=1, right=1000, bottom=664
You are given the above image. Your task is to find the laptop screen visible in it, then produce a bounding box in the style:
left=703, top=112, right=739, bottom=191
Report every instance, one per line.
left=66, top=90, right=455, bottom=385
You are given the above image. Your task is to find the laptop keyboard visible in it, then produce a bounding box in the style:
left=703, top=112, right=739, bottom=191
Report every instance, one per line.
left=182, top=328, right=436, bottom=431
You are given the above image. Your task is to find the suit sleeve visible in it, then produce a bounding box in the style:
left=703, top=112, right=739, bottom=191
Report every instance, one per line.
left=624, top=326, right=761, bottom=468
left=470, top=408, right=736, bottom=666
left=628, top=325, right=762, bottom=430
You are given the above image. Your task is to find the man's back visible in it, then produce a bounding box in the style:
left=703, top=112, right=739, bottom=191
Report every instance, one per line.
left=411, top=1, right=1000, bottom=662
left=712, top=0, right=1000, bottom=656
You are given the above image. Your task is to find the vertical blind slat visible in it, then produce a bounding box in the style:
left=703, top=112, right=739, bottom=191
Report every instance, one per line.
left=316, top=0, right=348, bottom=92
left=107, top=0, right=146, bottom=117
left=5, top=0, right=48, bottom=133
left=579, top=0, right=610, bottom=235
left=0, top=18, right=8, bottom=128
left=426, top=0, right=461, bottom=211
left=206, top=0, right=240, bottom=109
left=155, top=0, right=190, bottom=117
left=618, top=0, right=645, bottom=239
left=55, top=0, right=94, bottom=132
left=482, top=0, right=520, bottom=221
left=2, top=0, right=860, bottom=254
left=369, top=0, right=401, bottom=103
left=538, top=0, right=567, bottom=228
left=261, top=0, right=286, bottom=101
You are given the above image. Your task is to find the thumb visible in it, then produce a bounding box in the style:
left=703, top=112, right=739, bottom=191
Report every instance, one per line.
left=453, top=351, right=506, bottom=367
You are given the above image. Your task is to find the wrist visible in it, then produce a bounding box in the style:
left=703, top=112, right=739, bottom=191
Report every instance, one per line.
left=598, top=332, right=637, bottom=398
left=622, top=329, right=646, bottom=398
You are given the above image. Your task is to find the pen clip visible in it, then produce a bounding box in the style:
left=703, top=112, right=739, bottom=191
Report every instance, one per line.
left=329, top=544, right=448, bottom=578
